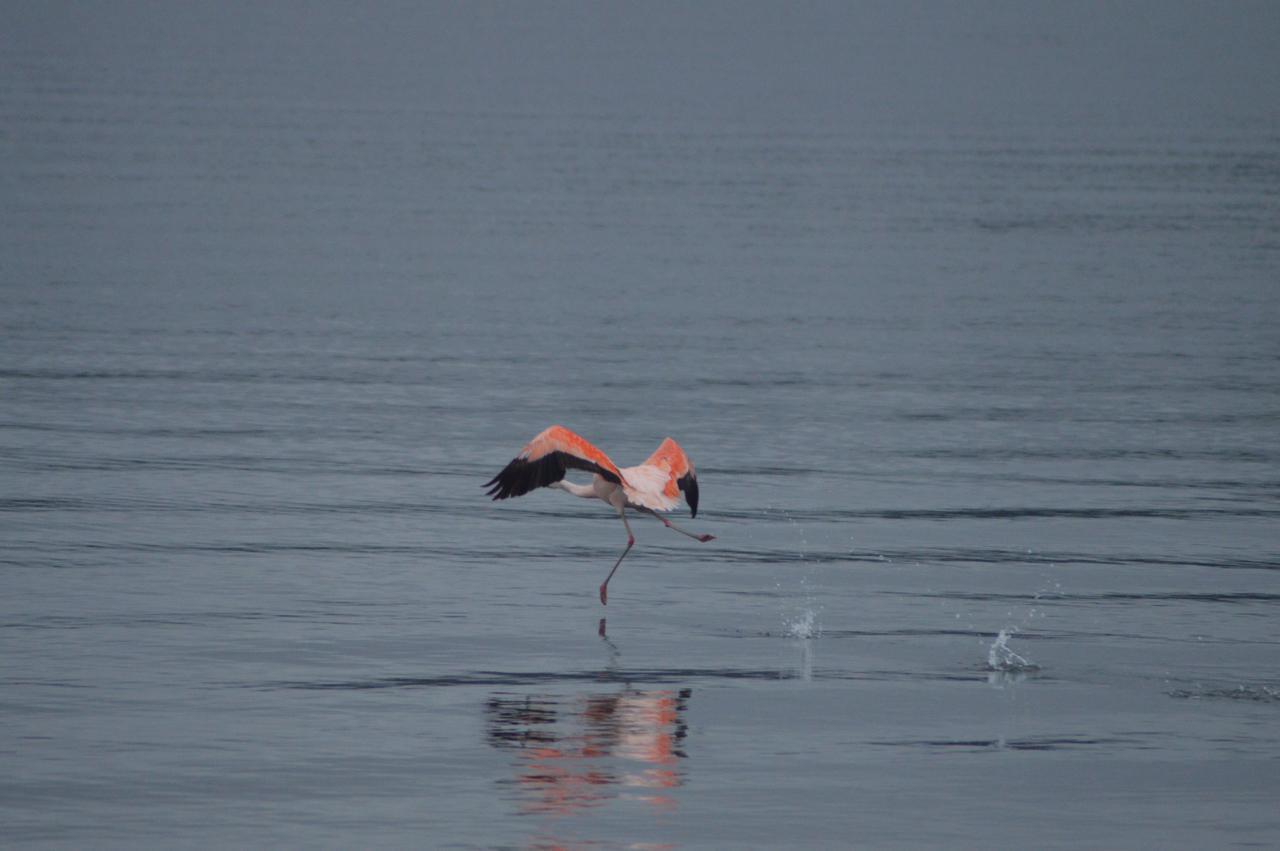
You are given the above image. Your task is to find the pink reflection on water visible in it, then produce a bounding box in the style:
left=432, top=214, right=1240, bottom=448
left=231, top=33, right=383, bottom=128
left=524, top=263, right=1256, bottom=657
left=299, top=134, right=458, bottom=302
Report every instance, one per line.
left=486, top=688, right=691, bottom=817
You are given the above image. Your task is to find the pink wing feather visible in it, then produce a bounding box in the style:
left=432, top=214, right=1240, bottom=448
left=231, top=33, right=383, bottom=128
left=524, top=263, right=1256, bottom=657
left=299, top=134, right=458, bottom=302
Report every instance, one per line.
left=637, top=437, right=701, bottom=517
left=484, top=425, right=627, bottom=500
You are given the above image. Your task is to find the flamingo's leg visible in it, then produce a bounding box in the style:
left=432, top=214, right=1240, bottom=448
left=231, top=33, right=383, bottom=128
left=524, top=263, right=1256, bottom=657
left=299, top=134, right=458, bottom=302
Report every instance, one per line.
left=599, top=508, right=635, bottom=606
left=641, top=508, right=715, bottom=543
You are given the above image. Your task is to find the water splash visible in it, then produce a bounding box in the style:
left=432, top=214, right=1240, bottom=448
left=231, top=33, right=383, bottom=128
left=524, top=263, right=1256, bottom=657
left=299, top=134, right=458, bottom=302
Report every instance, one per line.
left=985, top=628, right=1039, bottom=689
left=986, top=628, right=1037, bottom=673
left=784, top=607, right=819, bottom=681
left=784, top=572, right=822, bottom=640
left=785, top=607, right=821, bottom=640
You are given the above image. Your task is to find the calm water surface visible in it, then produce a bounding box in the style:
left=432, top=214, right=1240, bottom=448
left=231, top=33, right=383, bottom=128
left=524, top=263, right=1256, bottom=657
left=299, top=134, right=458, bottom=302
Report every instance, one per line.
left=3, top=38, right=1280, bottom=850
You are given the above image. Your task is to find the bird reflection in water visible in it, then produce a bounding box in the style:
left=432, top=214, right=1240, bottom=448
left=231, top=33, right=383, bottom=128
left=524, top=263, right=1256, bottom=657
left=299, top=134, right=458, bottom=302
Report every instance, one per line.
left=486, top=687, right=691, bottom=816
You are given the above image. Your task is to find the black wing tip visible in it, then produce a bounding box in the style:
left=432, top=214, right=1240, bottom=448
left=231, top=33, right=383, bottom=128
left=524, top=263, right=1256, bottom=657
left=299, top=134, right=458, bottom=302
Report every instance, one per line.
left=678, top=473, right=699, bottom=518
left=482, top=459, right=516, bottom=498
left=483, top=453, right=569, bottom=501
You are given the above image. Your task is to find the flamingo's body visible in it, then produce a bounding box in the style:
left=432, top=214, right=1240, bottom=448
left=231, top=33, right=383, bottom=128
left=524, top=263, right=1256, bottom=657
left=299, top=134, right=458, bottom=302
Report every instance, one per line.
left=484, top=425, right=714, bottom=604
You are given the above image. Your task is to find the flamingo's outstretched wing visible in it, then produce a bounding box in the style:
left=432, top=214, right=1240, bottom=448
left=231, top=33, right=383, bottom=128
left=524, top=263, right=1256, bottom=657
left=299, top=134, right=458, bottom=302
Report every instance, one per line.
left=484, top=425, right=626, bottom=500
left=619, top=463, right=681, bottom=512
left=638, top=437, right=701, bottom=518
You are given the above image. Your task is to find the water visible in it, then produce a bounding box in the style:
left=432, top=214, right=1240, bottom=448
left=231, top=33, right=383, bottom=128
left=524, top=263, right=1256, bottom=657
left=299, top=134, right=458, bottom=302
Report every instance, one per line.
left=4, top=9, right=1280, bottom=848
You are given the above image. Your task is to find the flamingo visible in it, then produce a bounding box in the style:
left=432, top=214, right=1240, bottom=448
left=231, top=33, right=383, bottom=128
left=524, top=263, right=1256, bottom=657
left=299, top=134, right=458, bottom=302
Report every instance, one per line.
left=484, top=425, right=714, bottom=605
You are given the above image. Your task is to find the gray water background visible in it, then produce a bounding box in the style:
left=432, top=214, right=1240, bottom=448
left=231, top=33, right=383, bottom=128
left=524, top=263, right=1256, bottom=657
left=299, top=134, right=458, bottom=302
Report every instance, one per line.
left=3, top=4, right=1279, bottom=848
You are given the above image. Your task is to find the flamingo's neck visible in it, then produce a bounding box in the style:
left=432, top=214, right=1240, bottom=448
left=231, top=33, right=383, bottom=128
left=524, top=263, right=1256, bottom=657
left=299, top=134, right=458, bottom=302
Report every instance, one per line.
left=553, top=480, right=596, bottom=500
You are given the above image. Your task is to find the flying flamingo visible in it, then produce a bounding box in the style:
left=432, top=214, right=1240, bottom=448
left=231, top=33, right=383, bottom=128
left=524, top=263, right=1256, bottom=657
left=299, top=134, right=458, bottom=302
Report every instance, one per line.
left=484, top=425, right=714, bottom=604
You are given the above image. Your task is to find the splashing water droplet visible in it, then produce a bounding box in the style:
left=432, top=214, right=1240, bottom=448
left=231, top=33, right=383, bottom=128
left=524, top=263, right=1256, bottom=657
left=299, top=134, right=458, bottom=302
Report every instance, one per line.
left=987, top=628, right=1035, bottom=672
left=785, top=608, right=821, bottom=640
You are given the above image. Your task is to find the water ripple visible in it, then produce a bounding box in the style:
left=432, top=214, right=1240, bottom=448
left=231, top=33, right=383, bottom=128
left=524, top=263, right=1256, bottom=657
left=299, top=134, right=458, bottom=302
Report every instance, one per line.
left=1167, top=684, right=1280, bottom=704
left=264, top=668, right=802, bottom=690
left=869, top=736, right=1139, bottom=752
